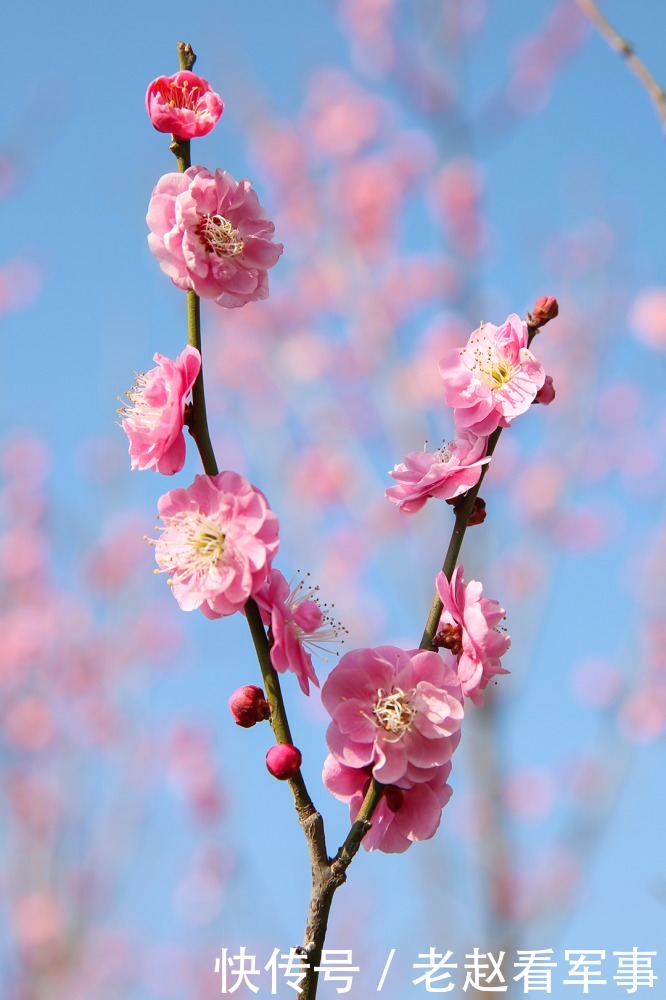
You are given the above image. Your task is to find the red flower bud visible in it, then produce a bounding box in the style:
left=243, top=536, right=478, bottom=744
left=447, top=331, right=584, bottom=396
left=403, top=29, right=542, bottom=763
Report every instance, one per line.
left=228, top=685, right=270, bottom=728
left=534, top=375, right=556, bottom=405
left=531, top=296, right=559, bottom=327
left=266, top=743, right=302, bottom=780
left=434, top=622, right=463, bottom=655
left=467, top=496, right=486, bottom=526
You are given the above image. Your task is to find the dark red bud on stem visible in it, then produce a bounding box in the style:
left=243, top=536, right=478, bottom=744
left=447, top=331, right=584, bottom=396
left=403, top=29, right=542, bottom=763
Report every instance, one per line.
left=467, top=496, right=486, bottom=526
left=434, top=622, right=463, bottom=654
left=229, top=685, right=270, bottom=728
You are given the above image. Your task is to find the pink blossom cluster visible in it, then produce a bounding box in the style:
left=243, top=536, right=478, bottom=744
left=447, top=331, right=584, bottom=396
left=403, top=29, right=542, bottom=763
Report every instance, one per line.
left=386, top=312, right=551, bottom=516
left=386, top=431, right=488, bottom=513
left=122, top=62, right=348, bottom=708
left=439, top=313, right=545, bottom=436
left=322, top=645, right=464, bottom=852
left=120, top=63, right=310, bottom=676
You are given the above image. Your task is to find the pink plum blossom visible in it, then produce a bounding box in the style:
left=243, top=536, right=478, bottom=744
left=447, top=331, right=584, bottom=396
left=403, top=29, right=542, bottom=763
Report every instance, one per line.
left=386, top=432, right=489, bottom=513
left=321, top=645, right=464, bottom=786
left=147, top=166, right=283, bottom=308
left=153, top=473, right=279, bottom=617
left=121, top=346, right=200, bottom=474
left=435, top=566, right=510, bottom=705
left=145, top=71, right=224, bottom=139
left=253, top=570, right=343, bottom=695
left=439, top=313, right=545, bottom=436
left=323, top=756, right=453, bottom=853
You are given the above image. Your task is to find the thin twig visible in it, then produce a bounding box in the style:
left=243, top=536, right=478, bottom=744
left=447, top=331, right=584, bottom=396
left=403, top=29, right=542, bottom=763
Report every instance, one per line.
left=577, top=0, right=666, bottom=133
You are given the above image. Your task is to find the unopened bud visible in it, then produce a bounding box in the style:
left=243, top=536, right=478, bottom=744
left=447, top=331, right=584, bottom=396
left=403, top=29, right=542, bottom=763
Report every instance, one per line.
left=534, top=375, right=556, bottom=405
left=530, top=296, right=559, bottom=327
left=229, top=685, right=270, bottom=728
left=467, top=496, right=486, bottom=526
left=434, top=622, right=463, bottom=655
left=266, top=743, right=302, bottom=780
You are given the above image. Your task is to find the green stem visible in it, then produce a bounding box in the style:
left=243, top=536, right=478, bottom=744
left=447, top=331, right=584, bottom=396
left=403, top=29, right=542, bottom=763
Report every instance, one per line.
left=420, top=427, right=501, bottom=649
left=186, top=291, right=219, bottom=476
left=163, top=42, right=311, bottom=820
left=177, top=40, right=196, bottom=71
left=335, top=778, right=384, bottom=865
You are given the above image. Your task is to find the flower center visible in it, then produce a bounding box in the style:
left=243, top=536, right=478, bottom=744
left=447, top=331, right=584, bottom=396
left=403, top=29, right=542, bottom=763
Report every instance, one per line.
left=197, top=214, right=245, bottom=258
left=466, top=333, right=517, bottom=391
left=154, top=511, right=226, bottom=580
left=157, top=78, right=202, bottom=112
left=119, top=373, right=162, bottom=429
left=373, top=687, right=416, bottom=735
left=434, top=442, right=453, bottom=464
left=486, top=358, right=514, bottom=389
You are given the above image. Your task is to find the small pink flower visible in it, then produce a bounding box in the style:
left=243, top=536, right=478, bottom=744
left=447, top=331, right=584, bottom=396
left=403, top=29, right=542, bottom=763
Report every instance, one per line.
left=435, top=566, right=510, bottom=705
left=145, top=71, right=224, bottom=139
left=323, top=756, right=453, bottom=853
left=120, top=346, right=200, bottom=475
left=439, top=314, right=545, bottom=436
left=147, top=166, right=283, bottom=308
left=153, top=473, right=279, bottom=617
left=253, top=570, right=344, bottom=695
left=386, top=432, right=489, bottom=514
left=321, top=645, right=464, bottom=786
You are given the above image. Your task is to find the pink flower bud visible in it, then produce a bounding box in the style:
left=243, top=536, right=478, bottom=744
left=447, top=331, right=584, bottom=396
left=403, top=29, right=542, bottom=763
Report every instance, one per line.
left=228, top=685, right=270, bottom=728
left=266, top=743, right=302, bottom=780
left=534, top=375, right=556, bottom=405
left=531, top=296, right=559, bottom=327
left=146, top=71, right=224, bottom=140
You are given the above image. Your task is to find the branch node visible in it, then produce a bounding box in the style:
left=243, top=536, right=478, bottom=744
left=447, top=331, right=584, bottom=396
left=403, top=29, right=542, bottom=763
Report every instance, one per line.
left=177, top=41, right=197, bottom=71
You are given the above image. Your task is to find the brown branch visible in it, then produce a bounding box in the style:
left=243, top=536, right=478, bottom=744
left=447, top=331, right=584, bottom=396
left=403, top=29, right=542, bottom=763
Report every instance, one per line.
left=299, top=780, right=384, bottom=1000
left=577, top=0, right=666, bottom=133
